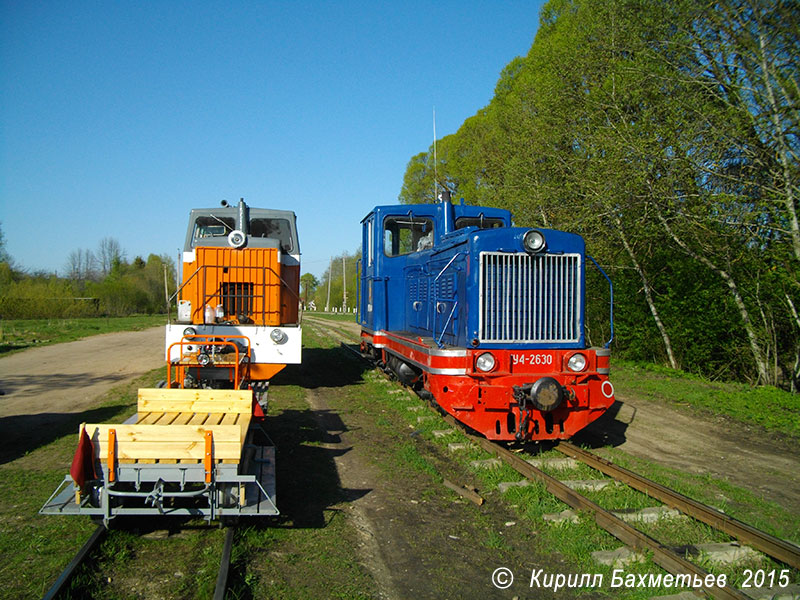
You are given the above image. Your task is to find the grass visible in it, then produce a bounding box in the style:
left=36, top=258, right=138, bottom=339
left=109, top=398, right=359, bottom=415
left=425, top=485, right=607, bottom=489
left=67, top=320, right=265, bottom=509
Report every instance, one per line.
left=64, top=521, right=226, bottom=599
left=613, top=360, right=800, bottom=440
left=225, top=328, right=379, bottom=599
left=0, top=369, right=164, bottom=600
left=303, top=311, right=357, bottom=323
left=395, top=441, right=441, bottom=478
left=0, top=315, right=166, bottom=356
left=593, top=446, right=800, bottom=543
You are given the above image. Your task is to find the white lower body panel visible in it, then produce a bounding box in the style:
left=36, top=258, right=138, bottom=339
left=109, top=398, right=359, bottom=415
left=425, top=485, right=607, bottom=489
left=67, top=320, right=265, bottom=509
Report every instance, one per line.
left=165, top=324, right=302, bottom=365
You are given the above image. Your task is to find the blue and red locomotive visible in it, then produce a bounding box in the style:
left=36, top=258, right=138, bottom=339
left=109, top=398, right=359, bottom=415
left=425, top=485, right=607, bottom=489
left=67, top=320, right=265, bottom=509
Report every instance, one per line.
left=358, top=192, right=615, bottom=442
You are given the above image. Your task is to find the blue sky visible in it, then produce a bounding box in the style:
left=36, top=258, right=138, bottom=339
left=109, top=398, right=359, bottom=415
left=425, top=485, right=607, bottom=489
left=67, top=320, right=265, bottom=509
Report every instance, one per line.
left=1, top=1, right=544, bottom=278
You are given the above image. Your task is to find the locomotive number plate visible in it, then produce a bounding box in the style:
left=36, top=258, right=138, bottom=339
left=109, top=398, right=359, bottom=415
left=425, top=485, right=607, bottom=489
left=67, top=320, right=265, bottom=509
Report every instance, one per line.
left=510, top=353, right=554, bottom=366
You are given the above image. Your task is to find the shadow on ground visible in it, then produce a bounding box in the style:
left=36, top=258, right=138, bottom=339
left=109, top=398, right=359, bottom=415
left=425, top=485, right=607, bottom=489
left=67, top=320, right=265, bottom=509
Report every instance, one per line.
left=271, top=346, right=369, bottom=390
left=571, top=400, right=632, bottom=448
left=244, top=345, right=371, bottom=529
left=0, top=403, right=132, bottom=465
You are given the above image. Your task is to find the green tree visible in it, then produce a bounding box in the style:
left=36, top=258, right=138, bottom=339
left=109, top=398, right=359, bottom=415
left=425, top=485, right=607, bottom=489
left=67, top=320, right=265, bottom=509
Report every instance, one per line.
left=397, top=0, right=800, bottom=388
left=0, top=222, right=10, bottom=264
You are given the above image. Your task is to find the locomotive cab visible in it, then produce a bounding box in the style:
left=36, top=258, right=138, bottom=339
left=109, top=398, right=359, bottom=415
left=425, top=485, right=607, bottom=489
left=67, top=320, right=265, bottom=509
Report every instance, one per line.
left=359, top=194, right=615, bottom=442
left=360, top=198, right=510, bottom=336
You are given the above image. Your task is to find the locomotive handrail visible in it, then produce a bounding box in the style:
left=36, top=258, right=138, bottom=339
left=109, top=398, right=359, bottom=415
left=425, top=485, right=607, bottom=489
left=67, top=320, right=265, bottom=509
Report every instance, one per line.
left=167, top=335, right=252, bottom=389
left=201, top=265, right=275, bottom=325
left=587, top=255, right=614, bottom=348
left=432, top=252, right=465, bottom=348
left=355, top=258, right=362, bottom=323
left=168, top=263, right=300, bottom=326
left=435, top=300, right=459, bottom=348
left=168, top=264, right=204, bottom=322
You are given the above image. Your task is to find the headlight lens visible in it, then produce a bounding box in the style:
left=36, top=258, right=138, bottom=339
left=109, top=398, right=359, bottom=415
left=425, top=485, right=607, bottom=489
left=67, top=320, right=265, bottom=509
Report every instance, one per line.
left=475, top=352, right=496, bottom=372
left=183, top=326, right=197, bottom=337
left=197, top=353, right=211, bottom=366
left=523, top=229, right=546, bottom=253
left=567, top=353, right=587, bottom=372
left=228, top=229, right=246, bottom=248
left=270, top=329, right=287, bottom=344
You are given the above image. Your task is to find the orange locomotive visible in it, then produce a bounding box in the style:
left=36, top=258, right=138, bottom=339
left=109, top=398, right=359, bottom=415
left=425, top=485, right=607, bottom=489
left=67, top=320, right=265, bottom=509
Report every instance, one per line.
left=166, top=198, right=301, bottom=397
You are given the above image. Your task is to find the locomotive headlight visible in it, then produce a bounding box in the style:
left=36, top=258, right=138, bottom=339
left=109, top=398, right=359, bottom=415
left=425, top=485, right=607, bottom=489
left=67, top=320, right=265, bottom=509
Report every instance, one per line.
left=183, top=326, right=197, bottom=337
left=523, top=229, right=546, bottom=253
left=197, top=353, right=211, bottom=367
left=567, top=353, right=587, bottom=372
left=475, top=352, right=496, bottom=373
left=228, top=229, right=246, bottom=248
left=270, top=328, right=287, bottom=344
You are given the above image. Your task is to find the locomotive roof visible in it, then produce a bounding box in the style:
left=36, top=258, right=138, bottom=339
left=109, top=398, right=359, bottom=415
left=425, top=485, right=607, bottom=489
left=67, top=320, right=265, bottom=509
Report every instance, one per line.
left=362, top=202, right=512, bottom=226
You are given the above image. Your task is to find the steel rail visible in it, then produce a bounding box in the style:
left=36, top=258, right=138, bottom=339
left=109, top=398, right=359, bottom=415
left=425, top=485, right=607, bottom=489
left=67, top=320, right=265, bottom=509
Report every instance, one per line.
left=213, top=526, right=236, bottom=600
left=555, top=441, right=800, bottom=570
left=441, top=421, right=750, bottom=600
left=42, top=525, right=106, bottom=600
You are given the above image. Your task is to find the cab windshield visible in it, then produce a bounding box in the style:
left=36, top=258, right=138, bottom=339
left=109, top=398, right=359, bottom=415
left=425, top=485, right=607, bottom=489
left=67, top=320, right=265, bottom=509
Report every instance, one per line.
left=455, top=216, right=505, bottom=229
left=193, top=216, right=235, bottom=239
left=251, top=218, right=294, bottom=252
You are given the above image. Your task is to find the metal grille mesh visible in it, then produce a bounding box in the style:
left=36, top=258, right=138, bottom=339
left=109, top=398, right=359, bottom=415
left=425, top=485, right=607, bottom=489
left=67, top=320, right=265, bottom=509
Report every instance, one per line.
left=479, top=252, right=581, bottom=343
left=221, top=282, right=254, bottom=319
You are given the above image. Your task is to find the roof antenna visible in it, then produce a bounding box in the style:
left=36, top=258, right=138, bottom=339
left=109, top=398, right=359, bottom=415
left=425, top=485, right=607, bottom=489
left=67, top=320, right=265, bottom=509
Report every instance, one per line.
left=433, top=106, right=438, bottom=201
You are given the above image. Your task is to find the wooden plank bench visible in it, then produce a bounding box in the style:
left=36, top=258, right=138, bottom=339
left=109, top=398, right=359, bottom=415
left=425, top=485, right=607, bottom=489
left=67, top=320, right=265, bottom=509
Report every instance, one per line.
left=82, top=388, right=254, bottom=474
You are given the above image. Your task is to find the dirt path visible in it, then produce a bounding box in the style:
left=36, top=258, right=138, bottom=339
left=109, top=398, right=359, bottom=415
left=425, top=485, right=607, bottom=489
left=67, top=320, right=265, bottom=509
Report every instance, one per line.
left=0, top=327, right=165, bottom=418
left=304, top=387, right=404, bottom=600
left=0, top=327, right=165, bottom=463
left=578, top=393, right=800, bottom=514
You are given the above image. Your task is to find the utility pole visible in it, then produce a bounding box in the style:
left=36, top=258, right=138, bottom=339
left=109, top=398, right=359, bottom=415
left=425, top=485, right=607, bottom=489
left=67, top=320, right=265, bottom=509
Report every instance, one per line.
left=342, top=255, right=347, bottom=312
left=325, top=257, right=332, bottom=312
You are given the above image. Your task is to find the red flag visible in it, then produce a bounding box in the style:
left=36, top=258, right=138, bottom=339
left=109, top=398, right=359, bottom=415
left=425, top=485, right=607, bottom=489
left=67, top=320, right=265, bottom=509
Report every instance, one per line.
left=70, top=427, right=96, bottom=489
left=252, top=398, right=265, bottom=420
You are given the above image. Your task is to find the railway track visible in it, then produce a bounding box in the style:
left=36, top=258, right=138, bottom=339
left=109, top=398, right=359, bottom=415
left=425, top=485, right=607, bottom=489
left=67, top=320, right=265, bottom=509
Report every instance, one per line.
left=41, top=524, right=238, bottom=600
left=41, top=525, right=106, bottom=600
left=457, top=424, right=799, bottom=600
left=323, top=323, right=800, bottom=600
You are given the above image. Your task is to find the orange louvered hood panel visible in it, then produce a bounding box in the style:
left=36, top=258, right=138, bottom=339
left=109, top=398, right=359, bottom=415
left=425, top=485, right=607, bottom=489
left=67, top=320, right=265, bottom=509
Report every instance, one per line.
left=182, top=247, right=282, bottom=326
left=280, top=264, right=300, bottom=324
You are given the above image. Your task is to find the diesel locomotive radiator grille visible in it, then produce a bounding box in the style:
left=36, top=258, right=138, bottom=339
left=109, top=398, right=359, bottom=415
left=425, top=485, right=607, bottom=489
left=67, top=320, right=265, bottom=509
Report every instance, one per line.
left=221, top=282, right=254, bottom=319
left=479, top=252, right=582, bottom=343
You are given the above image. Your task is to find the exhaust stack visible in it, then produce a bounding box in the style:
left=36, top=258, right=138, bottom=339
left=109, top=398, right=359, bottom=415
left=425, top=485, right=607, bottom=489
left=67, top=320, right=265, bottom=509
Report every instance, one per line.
left=440, top=188, right=455, bottom=236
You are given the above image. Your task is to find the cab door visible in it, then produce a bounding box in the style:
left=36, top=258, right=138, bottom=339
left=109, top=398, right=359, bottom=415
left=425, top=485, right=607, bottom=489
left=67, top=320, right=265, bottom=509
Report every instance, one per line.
left=359, top=214, right=378, bottom=330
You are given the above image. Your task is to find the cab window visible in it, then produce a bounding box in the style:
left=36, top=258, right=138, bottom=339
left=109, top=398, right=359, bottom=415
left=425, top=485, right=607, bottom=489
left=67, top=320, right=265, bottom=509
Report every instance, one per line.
left=455, top=216, right=505, bottom=229
left=384, top=216, right=434, bottom=257
left=193, top=216, right=235, bottom=240
left=250, top=218, right=294, bottom=252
